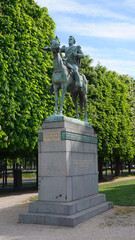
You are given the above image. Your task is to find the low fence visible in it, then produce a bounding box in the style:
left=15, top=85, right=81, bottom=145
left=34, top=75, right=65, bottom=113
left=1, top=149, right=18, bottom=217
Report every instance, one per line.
left=0, top=168, right=37, bottom=191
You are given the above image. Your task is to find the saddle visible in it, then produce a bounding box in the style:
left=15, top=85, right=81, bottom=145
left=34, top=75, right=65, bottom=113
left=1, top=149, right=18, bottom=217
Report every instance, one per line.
left=63, top=60, right=74, bottom=77
left=62, top=58, right=86, bottom=86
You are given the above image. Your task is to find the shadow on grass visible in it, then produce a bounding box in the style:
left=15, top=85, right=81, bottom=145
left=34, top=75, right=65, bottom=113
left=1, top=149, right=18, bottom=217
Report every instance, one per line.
left=99, top=184, right=135, bottom=206
left=99, top=172, right=135, bottom=183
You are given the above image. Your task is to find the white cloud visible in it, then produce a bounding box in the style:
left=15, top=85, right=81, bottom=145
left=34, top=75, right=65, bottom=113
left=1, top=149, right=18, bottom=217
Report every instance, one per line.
left=36, top=0, right=128, bottom=20
left=36, top=0, right=135, bottom=77
left=124, top=0, right=135, bottom=8
left=96, top=59, right=135, bottom=77
left=55, top=16, right=135, bottom=40
left=82, top=46, right=135, bottom=77
left=82, top=46, right=135, bottom=60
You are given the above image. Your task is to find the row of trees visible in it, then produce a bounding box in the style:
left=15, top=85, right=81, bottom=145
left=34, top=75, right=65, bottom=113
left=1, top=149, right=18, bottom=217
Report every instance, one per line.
left=80, top=56, right=135, bottom=179
left=0, top=0, right=55, bottom=163
left=0, top=0, right=135, bottom=180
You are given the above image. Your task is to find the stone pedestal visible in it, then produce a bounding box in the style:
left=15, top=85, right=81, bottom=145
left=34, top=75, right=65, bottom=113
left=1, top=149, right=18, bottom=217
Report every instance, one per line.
left=19, top=116, right=112, bottom=227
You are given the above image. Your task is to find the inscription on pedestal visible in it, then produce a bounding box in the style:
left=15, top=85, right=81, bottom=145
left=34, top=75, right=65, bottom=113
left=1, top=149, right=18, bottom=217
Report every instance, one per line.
left=43, top=132, right=60, bottom=142
left=61, top=131, right=97, bottom=144
left=73, top=160, right=93, bottom=165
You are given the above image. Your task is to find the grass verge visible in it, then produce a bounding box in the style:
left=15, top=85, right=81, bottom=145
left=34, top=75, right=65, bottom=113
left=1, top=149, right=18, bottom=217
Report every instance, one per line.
left=98, top=179, right=135, bottom=206
left=29, top=195, right=38, bottom=202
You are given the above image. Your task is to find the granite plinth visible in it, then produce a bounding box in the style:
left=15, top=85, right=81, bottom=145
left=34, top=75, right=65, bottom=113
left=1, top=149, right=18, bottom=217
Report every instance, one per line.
left=38, top=117, right=98, bottom=202
left=19, top=194, right=113, bottom=227
left=19, top=116, right=112, bottom=227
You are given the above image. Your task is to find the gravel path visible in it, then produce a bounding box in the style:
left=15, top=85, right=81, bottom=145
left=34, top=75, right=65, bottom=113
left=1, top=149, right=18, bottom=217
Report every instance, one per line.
left=0, top=182, right=135, bottom=240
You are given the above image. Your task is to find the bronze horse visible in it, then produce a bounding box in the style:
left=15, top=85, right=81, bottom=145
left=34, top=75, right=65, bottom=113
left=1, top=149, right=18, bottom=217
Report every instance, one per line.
left=45, top=37, right=88, bottom=122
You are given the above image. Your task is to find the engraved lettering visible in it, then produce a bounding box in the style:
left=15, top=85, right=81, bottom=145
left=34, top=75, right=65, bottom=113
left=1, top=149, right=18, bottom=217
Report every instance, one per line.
left=43, top=132, right=60, bottom=142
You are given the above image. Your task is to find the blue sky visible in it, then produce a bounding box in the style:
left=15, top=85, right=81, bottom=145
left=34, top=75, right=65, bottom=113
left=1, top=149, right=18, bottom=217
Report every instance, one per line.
left=36, top=0, right=135, bottom=78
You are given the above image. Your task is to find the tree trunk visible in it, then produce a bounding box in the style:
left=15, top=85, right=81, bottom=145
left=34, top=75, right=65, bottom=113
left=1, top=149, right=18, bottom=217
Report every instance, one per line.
left=98, top=156, right=104, bottom=180
left=115, top=155, right=120, bottom=176
left=13, top=159, right=15, bottom=188
left=110, top=159, right=113, bottom=175
left=23, top=158, right=26, bottom=170
left=2, top=169, right=4, bottom=188
left=34, top=158, right=36, bottom=170
left=120, top=162, right=123, bottom=174
left=105, top=163, right=107, bottom=176
left=1, top=158, right=4, bottom=188
left=5, top=159, right=7, bottom=186
left=128, top=161, right=131, bottom=174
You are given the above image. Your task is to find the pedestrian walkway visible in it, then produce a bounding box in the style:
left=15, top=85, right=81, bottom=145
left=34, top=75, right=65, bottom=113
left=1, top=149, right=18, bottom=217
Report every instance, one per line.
left=0, top=191, right=135, bottom=240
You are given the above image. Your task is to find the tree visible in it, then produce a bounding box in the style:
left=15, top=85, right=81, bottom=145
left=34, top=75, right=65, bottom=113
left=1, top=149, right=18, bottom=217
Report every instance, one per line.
left=81, top=57, right=134, bottom=179
left=0, top=0, right=55, bottom=159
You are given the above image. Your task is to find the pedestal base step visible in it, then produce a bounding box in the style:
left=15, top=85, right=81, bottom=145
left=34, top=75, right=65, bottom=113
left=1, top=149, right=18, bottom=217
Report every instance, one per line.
left=19, top=194, right=113, bottom=227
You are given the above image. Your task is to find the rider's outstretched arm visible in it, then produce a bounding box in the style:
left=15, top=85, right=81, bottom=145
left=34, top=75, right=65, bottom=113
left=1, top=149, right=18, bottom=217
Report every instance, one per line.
left=60, top=45, right=66, bottom=53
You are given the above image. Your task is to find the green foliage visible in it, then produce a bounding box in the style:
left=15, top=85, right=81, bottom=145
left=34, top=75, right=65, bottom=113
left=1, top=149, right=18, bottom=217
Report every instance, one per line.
left=80, top=56, right=134, bottom=175
left=0, top=126, right=7, bottom=148
left=63, top=92, right=76, bottom=118
left=29, top=195, right=38, bottom=202
left=0, top=0, right=55, bottom=157
left=0, top=0, right=134, bottom=177
left=22, top=172, right=36, bottom=178
left=31, top=178, right=135, bottom=205
left=99, top=179, right=135, bottom=206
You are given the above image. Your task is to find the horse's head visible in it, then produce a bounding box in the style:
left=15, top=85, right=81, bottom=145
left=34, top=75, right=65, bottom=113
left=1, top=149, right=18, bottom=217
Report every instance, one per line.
left=51, top=36, right=60, bottom=53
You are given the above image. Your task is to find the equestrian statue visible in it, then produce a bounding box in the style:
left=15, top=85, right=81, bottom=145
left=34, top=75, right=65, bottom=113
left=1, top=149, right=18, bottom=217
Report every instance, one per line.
left=42, top=36, right=88, bottom=122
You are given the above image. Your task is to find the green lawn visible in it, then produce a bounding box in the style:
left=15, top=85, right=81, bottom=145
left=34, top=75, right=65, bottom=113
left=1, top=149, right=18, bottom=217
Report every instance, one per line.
left=29, top=178, right=135, bottom=206
left=7, top=173, right=36, bottom=180
left=29, top=195, right=38, bottom=202
left=22, top=173, right=36, bottom=178
left=99, top=179, right=135, bottom=206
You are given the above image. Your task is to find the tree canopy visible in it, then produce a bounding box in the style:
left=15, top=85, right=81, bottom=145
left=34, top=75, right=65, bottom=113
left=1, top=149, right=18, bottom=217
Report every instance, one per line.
left=0, top=1, right=134, bottom=178
left=0, top=0, right=55, bottom=157
left=81, top=56, right=135, bottom=177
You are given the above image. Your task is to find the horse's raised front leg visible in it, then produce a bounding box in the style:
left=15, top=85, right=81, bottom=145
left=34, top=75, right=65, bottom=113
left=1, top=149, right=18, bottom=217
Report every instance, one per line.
left=59, top=83, right=67, bottom=115
left=53, top=84, right=59, bottom=115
